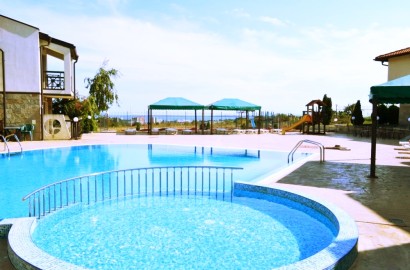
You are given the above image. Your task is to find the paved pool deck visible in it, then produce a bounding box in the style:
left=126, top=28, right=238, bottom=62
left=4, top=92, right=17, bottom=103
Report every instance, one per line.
left=1, top=132, right=409, bottom=269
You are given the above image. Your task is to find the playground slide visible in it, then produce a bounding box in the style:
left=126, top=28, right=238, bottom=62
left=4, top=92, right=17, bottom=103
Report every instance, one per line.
left=281, top=115, right=312, bottom=135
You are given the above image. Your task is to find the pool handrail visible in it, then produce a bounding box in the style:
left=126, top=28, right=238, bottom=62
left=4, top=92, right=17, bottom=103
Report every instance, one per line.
left=22, top=165, right=243, bottom=219
left=1, top=134, right=23, bottom=155
left=288, top=139, right=325, bottom=163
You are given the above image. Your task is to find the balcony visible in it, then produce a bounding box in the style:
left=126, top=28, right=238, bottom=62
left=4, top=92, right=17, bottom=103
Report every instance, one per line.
left=44, top=71, right=65, bottom=90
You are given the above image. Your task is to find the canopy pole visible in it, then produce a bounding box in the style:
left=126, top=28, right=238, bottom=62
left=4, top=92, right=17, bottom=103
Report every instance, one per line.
left=258, top=109, right=261, bottom=134
left=194, top=110, right=197, bottom=133
left=201, top=109, right=204, bottom=135
left=210, top=109, right=214, bottom=134
left=369, top=100, right=378, bottom=178
left=148, top=108, right=151, bottom=135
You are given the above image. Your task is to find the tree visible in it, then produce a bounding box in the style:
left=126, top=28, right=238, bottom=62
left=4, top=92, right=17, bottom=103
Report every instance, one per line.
left=80, top=96, right=98, bottom=133
left=321, top=94, right=332, bottom=125
left=344, top=104, right=355, bottom=116
left=85, top=61, right=120, bottom=113
left=52, top=95, right=98, bottom=133
left=52, top=98, right=82, bottom=119
left=388, top=104, right=399, bottom=125
left=341, top=103, right=355, bottom=125
left=376, top=104, right=389, bottom=125
left=351, top=100, right=364, bottom=125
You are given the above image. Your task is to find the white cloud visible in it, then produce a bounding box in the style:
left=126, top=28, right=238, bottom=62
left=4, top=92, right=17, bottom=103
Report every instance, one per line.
left=230, top=8, right=250, bottom=18
left=259, top=16, right=287, bottom=27
left=4, top=2, right=410, bottom=115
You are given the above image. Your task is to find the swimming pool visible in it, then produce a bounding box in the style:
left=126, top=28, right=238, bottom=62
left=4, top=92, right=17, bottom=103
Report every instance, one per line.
left=31, top=192, right=335, bottom=269
left=7, top=183, right=358, bottom=270
left=0, top=144, right=310, bottom=219
left=3, top=144, right=358, bottom=269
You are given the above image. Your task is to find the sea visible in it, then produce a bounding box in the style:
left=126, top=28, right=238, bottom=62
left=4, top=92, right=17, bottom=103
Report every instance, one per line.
left=107, top=112, right=249, bottom=124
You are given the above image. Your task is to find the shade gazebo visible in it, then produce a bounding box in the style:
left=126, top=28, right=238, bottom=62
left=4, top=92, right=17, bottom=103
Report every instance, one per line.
left=148, top=97, right=205, bottom=134
left=369, top=74, right=410, bottom=177
left=207, top=98, right=262, bottom=134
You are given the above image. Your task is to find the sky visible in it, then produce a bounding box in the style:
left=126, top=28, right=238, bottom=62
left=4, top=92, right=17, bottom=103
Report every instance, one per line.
left=2, top=0, right=410, bottom=116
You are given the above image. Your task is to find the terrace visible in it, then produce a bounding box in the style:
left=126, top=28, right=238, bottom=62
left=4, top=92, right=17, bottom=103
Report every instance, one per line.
left=1, top=132, right=409, bottom=269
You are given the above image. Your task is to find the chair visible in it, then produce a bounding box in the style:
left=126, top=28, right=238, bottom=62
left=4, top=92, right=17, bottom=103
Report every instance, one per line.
left=21, top=124, right=35, bottom=141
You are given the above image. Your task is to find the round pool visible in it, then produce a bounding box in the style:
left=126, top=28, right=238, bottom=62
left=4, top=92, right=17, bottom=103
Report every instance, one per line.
left=13, top=184, right=358, bottom=270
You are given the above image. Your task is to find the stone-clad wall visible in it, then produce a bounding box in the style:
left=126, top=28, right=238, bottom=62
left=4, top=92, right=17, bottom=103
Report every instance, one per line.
left=0, top=93, right=3, bottom=121
left=3, top=93, right=41, bottom=140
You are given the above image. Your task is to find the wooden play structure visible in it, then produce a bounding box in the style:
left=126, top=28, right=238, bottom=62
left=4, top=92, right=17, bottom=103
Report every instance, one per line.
left=282, top=99, right=326, bottom=135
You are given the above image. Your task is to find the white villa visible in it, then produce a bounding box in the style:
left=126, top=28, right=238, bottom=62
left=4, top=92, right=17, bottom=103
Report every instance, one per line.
left=0, top=14, right=78, bottom=140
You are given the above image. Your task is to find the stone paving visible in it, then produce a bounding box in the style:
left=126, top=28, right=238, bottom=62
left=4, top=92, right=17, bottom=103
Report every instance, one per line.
left=1, top=132, right=409, bottom=269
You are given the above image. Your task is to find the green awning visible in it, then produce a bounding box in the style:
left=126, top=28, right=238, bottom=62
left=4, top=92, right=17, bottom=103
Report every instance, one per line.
left=149, top=97, right=205, bottom=110
left=368, top=74, right=410, bottom=178
left=208, top=98, right=261, bottom=111
left=370, top=75, right=410, bottom=104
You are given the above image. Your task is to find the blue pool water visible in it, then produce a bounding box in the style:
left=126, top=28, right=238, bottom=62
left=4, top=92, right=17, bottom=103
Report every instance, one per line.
left=0, top=144, right=310, bottom=218
left=32, top=194, right=335, bottom=269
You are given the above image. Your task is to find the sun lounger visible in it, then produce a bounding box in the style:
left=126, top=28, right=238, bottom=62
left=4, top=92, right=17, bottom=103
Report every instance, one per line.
left=151, top=128, right=160, bottom=135
left=164, top=128, right=178, bottom=135
left=399, top=135, right=410, bottom=145
left=232, top=129, right=245, bottom=134
left=124, top=129, right=136, bottom=135
left=216, top=128, right=229, bottom=134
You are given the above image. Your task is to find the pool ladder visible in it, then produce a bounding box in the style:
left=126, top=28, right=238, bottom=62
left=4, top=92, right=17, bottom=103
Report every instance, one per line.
left=288, top=139, right=325, bottom=163
left=1, top=134, right=23, bottom=156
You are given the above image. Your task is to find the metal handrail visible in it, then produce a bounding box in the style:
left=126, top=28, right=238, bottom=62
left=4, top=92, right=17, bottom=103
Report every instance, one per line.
left=1, top=134, right=23, bottom=155
left=288, top=139, right=325, bottom=163
left=22, top=166, right=243, bottom=219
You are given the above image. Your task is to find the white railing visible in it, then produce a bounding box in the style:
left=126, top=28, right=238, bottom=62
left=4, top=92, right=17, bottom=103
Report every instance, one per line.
left=22, top=166, right=243, bottom=219
left=288, top=139, right=325, bottom=163
left=1, top=134, right=23, bottom=155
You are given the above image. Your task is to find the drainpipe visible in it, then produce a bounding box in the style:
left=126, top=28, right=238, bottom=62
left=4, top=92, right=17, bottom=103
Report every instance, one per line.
left=73, top=59, right=78, bottom=99
left=1, top=49, right=6, bottom=127
left=39, top=37, right=51, bottom=140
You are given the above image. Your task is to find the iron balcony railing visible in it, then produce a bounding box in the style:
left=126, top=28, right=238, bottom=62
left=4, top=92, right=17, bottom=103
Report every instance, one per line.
left=22, top=166, right=243, bottom=219
left=44, top=71, right=65, bottom=90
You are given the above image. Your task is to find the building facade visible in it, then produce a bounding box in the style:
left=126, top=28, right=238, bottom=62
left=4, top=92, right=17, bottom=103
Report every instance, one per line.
left=374, top=47, right=410, bottom=126
left=0, top=15, right=78, bottom=140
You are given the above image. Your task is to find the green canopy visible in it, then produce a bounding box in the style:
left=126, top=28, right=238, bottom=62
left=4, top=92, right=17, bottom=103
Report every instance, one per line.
left=208, top=98, right=261, bottom=111
left=147, top=97, right=204, bottom=134
left=149, top=97, right=205, bottom=110
left=207, top=98, right=261, bottom=134
left=368, top=74, right=410, bottom=178
left=370, top=74, right=410, bottom=104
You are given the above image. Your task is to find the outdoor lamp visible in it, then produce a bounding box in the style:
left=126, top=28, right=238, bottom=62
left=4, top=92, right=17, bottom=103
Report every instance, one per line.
left=407, top=117, right=410, bottom=130
left=73, top=117, right=79, bottom=140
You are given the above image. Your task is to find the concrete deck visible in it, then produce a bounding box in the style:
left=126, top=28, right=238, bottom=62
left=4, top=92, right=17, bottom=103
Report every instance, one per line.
left=1, top=132, right=409, bottom=269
